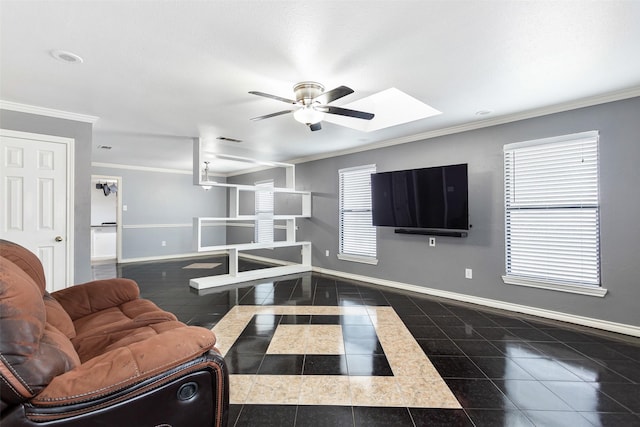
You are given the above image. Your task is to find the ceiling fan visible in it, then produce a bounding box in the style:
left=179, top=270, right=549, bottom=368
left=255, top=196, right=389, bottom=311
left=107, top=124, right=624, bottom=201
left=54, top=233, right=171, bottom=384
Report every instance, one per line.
left=249, top=81, right=374, bottom=131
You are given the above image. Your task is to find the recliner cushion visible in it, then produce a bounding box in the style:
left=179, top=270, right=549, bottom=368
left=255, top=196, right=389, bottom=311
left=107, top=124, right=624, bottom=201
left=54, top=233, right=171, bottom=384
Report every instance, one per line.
left=31, top=325, right=216, bottom=406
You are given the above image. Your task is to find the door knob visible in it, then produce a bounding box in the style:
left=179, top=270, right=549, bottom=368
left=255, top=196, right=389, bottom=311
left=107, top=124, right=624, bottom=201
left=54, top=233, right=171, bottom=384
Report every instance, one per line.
left=55, top=236, right=63, bottom=242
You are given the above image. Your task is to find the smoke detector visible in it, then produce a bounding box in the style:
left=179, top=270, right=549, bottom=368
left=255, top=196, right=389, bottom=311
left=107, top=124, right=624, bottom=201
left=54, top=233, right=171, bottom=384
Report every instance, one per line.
left=50, top=50, right=84, bottom=64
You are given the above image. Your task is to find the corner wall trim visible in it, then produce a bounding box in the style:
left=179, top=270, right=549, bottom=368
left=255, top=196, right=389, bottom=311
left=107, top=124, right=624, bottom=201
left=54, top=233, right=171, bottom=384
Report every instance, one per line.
left=312, top=266, right=640, bottom=338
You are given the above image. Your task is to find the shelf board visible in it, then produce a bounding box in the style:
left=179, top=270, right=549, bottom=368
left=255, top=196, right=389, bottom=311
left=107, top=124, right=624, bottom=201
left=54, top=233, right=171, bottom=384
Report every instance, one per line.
left=190, top=264, right=312, bottom=289
left=198, top=181, right=309, bottom=194
left=197, top=240, right=311, bottom=252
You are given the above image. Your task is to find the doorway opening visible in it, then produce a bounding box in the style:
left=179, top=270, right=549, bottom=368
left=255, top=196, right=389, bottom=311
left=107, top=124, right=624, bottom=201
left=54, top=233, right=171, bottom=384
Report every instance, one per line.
left=91, top=175, right=122, bottom=264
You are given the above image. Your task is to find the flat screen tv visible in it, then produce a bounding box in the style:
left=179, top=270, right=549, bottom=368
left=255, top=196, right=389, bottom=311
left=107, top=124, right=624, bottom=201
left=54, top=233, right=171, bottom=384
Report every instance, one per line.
left=371, top=163, right=469, bottom=232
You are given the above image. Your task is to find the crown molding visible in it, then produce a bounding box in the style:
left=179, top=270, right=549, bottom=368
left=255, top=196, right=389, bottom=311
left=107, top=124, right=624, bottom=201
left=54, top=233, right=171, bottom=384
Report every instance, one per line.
left=0, top=100, right=99, bottom=123
left=287, top=86, right=640, bottom=166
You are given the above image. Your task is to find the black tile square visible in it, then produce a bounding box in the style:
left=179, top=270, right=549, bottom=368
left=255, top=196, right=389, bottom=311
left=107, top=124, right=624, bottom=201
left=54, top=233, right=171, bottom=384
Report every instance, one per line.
left=465, top=409, right=535, bottom=427
left=470, top=357, right=535, bottom=380
left=279, top=314, right=311, bottom=324
left=579, top=412, right=640, bottom=427
left=258, top=354, right=305, bottom=375
left=229, top=336, right=271, bottom=354
left=541, top=380, right=631, bottom=412
left=346, top=354, right=393, bottom=376
left=238, top=323, right=278, bottom=338
left=444, top=378, right=516, bottom=410
left=303, top=355, right=349, bottom=375
left=250, top=314, right=282, bottom=325
left=598, top=382, right=640, bottom=410
left=504, top=327, right=556, bottom=342
left=440, top=325, right=485, bottom=340
left=522, top=410, right=593, bottom=427
left=342, top=325, right=377, bottom=339
left=235, top=404, right=296, bottom=427
left=344, top=337, right=384, bottom=355
left=558, top=357, right=633, bottom=383
left=567, top=342, right=634, bottom=361
left=340, top=314, right=373, bottom=325
left=353, top=406, right=414, bottom=427
left=453, top=339, right=505, bottom=357
left=398, top=314, right=434, bottom=326
left=492, top=379, right=573, bottom=411
left=295, top=405, right=354, bottom=427
left=429, top=315, right=466, bottom=327
left=430, top=356, right=486, bottom=378
left=224, top=350, right=264, bottom=374
left=310, top=314, right=342, bottom=324
left=512, top=357, right=583, bottom=381
left=409, top=408, right=474, bottom=426
left=406, top=325, right=448, bottom=339
left=475, top=327, right=519, bottom=341
left=417, top=339, right=465, bottom=356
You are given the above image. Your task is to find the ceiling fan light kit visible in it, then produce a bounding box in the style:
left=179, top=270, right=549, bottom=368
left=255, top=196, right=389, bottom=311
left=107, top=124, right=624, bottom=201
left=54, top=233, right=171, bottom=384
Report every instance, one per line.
left=250, top=81, right=374, bottom=131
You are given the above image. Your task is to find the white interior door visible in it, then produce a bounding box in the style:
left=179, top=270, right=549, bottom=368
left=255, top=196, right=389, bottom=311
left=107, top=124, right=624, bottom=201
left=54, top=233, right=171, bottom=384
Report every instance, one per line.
left=1, top=130, right=72, bottom=292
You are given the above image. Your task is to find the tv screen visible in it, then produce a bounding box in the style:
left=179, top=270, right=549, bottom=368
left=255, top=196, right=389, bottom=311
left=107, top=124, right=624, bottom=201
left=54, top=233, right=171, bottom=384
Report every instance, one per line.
left=371, top=163, right=468, bottom=230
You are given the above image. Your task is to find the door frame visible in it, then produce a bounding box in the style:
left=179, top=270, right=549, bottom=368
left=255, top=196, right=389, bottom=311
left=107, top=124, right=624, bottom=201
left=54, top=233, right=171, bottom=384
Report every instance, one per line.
left=0, top=128, right=75, bottom=286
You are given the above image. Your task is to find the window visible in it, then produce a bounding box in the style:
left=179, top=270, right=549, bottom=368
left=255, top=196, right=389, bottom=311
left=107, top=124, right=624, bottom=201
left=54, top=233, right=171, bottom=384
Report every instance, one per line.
left=338, top=164, right=377, bottom=264
left=503, top=130, right=605, bottom=296
left=255, top=179, right=274, bottom=244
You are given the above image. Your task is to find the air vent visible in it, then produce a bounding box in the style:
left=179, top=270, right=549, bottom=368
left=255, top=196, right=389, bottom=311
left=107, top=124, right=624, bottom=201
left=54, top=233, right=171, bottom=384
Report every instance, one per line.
left=216, top=136, right=243, bottom=143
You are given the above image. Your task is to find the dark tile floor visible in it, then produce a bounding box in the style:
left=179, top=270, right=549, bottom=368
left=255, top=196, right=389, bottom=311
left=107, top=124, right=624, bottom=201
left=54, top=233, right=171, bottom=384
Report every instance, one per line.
left=96, top=256, right=640, bottom=426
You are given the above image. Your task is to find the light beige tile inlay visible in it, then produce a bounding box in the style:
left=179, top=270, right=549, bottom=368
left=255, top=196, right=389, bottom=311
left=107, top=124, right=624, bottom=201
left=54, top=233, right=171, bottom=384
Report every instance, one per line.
left=214, top=305, right=461, bottom=408
left=349, top=376, right=404, bottom=407
left=245, top=375, right=302, bottom=405
left=299, top=376, right=351, bottom=405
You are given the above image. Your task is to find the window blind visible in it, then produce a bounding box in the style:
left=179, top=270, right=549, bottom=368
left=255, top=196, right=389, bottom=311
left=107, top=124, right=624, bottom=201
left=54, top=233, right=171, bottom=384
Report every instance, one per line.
left=255, top=180, right=274, bottom=243
left=339, top=165, right=377, bottom=259
left=504, top=131, right=600, bottom=287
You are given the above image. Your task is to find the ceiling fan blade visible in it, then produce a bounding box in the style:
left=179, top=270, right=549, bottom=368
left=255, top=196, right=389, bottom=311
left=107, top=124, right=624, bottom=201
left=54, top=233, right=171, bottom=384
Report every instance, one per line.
left=309, top=122, right=322, bottom=131
left=250, top=110, right=295, bottom=121
left=320, top=105, right=374, bottom=120
left=249, top=91, right=298, bottom=105
left=314, top=85, right=354, bottom=104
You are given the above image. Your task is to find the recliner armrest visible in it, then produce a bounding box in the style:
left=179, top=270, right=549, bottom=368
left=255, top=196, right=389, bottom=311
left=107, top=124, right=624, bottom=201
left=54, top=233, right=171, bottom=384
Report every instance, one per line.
left=52, top=279, right=140, bottom=321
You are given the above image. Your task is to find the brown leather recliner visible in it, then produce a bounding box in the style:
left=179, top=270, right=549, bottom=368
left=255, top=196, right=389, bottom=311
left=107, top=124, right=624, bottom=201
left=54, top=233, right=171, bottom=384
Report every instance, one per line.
left=0, top=239, right=229, bottom=426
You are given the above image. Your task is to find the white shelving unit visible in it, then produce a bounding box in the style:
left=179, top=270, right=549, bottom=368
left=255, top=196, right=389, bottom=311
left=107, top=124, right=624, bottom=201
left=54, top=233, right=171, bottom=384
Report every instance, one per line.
left=190, top=140, right=312, bottom=289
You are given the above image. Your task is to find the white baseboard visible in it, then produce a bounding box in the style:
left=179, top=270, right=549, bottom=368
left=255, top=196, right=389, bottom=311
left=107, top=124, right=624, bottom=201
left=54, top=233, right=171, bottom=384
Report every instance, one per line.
left=312, top=266, right=640, bottom=338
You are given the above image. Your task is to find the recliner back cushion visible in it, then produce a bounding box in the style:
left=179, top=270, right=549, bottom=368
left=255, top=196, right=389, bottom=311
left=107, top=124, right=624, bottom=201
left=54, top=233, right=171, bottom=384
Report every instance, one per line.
left=0, top=239, right=47, bottom=294
left=43, top=293, right=77, bottom=339
left=0, top=257, right=79, bottom=404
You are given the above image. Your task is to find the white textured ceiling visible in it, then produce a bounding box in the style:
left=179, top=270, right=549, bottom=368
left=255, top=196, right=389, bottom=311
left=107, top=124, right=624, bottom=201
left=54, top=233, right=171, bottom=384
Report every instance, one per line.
left=1, top=1, right=640, bottom=172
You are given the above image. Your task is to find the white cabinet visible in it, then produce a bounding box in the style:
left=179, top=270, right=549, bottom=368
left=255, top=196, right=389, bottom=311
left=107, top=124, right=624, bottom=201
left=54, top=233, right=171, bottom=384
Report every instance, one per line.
left=91, top=226, right=116, bottom=260
left=190, top=141, right=311, bottom=289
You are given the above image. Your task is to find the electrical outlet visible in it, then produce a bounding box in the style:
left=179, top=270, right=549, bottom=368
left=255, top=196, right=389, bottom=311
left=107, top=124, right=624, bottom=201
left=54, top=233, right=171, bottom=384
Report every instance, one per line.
left=325, top=250, right=330, bottom=257
left=429, top=237, right=436, bottom=247
left=161, top=241, right=166, bottom=247
left=465, top=268, right=473, bottom=279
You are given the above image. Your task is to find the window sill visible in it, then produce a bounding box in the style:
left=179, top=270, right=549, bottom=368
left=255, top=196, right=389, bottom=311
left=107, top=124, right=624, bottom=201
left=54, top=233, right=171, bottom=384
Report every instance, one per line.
left=337, top=253, right=378, bottom=265
left=502, top=275, right=607, bottom=297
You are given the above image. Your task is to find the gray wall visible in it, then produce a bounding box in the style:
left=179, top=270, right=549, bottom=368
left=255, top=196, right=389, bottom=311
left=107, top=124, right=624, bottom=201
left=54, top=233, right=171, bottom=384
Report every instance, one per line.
left=92, top=166, right=227, bottom=259
left=0, top=109, right=94, bottom=283
left=295, top=97, right=640, bottom=327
